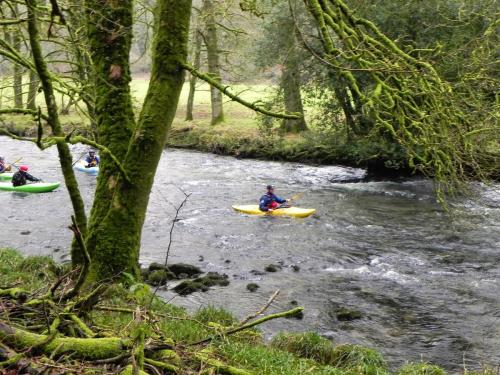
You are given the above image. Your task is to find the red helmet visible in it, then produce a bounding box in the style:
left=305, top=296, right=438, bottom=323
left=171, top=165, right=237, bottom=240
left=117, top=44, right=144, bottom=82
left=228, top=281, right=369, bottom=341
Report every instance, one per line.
left=19, top=165, right=29, bottom=172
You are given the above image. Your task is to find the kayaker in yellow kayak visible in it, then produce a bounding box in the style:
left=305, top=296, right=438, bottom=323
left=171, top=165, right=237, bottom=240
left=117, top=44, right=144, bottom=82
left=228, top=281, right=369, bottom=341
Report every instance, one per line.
left=259, top=185, right=290, bottom=212
left=0, top=157, right=11, bottom=173
left=12, top=165, right=41, bottom=187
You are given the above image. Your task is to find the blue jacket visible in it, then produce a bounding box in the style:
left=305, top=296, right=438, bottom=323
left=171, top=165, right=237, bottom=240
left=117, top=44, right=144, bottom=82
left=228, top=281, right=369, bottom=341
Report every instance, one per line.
left=259, top=193, right=286, bottom=211
left=85, top=155, right=100, bottom=166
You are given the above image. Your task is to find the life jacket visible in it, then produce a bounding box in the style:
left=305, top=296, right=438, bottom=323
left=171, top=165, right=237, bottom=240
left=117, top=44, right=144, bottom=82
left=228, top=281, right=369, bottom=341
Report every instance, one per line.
left=12, top=171, right=26, bottom=187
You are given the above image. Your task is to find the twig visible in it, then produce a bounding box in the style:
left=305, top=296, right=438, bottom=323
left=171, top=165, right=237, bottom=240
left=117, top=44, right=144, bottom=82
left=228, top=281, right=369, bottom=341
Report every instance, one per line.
left=148, top=189, right=191, bottom=309
left=239, top=289, right=280, bottom=326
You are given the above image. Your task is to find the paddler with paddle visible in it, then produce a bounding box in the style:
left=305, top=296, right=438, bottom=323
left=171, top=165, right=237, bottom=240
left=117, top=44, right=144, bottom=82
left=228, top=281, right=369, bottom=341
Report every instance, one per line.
left=259, top=185, right=291, bottom=212
left=12, top=165, right=41, bottom=187
left=84, top=150, right=100, bottom=168
left=0, top=156, right=12, bottom=173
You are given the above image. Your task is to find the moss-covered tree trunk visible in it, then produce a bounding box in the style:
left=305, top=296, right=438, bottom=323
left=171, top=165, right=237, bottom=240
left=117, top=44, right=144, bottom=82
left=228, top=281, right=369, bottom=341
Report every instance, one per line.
left=186, top=23, right=202, bottom=121
left=84, top=0, right=192, bottom=281
left=26, top=69, right=38, bottom=110
left=26, top=0, right=88, bottom=254
left=281, top=61, right=307, bottom=133
left=202, top=0, right=224, bottom=125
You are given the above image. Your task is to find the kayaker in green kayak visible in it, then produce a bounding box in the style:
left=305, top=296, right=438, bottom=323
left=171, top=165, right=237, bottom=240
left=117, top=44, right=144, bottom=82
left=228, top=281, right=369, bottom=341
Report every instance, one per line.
left=12, top=165, right=41, bottom=187
left=0, top=157, right=12, bottom=173
left=259, top=185, right=290, bottom=212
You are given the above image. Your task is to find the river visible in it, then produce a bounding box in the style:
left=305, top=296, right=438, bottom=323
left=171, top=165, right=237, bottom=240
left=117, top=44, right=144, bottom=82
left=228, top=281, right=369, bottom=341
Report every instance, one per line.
left=0, top=136, right=498, bottom=371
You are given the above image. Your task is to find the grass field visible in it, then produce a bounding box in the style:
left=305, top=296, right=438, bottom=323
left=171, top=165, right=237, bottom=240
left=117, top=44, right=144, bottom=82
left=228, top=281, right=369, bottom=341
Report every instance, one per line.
left=0, top=75, right=282, bottom=138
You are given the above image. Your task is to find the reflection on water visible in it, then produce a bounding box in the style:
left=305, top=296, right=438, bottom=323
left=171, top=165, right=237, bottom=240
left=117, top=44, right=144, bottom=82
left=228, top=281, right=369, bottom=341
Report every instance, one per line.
left=0, top=136, right=499, bottom=370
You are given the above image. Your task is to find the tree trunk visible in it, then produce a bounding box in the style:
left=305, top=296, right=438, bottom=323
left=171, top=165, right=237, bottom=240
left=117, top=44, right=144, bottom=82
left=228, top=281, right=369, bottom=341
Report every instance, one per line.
left=84, top=0, right=192, bottom=282
left=202, top=0, right=224, bottom=125
left=185, top=26, right=202, bottom=121
left=26, top=69, right=38, bottom=110
left=280, top=63, right=307, bottom=133
left=12, top=4, right=23, bottom=108
left=26, top=0, right=88, bottom=259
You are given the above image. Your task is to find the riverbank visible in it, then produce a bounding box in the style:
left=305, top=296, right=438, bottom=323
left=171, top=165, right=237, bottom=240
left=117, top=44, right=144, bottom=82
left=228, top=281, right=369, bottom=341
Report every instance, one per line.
left=0, top=248, right=491, bottom=375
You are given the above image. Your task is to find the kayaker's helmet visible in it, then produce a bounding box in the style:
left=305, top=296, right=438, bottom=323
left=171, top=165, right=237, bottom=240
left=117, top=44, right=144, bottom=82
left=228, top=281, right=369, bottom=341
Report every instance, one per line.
left=0, top=156, right=4, bottom=161
left=20, top=165, right=29, bottom=172
left=266, top=184, right=274, bottom=192
left=89, top=150, right=95, bottom=156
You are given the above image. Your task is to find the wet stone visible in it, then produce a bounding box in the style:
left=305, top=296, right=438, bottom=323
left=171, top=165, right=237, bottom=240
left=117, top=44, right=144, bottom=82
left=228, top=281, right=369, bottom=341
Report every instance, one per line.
left=291, top=265, right=300, bottom=272
left=250, top=269, right=265, bottom=276
left=167, top=263, right=202, bottom=278
left=148, top=262, right=167, bottom=272
left=265, top=264, right=281, bottom=272
left=148, top=270, right=175, bottom=286
left=334, top=307, right=364, bottom=321
left=246, top=283, right=259, bottom=292
left=173, top=272, right=229, bottom=296
left=20, top=231, right=31, bottom=235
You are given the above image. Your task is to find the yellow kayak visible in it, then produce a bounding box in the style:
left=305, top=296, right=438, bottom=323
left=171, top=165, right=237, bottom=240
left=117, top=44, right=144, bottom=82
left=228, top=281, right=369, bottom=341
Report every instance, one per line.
left=232, top=205, right=316, bottom=218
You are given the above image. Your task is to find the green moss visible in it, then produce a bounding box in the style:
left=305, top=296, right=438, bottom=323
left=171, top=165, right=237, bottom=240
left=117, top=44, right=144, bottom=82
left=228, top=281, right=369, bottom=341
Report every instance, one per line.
left=147, top=269, right=175, bottom=286
left=398, top=363, right=447, bottom=375
left=270, top=332, right=336, bottom=365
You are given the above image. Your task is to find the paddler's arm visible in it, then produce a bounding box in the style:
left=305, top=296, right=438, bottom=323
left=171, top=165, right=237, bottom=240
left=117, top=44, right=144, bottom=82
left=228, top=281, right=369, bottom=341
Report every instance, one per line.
left=25, top=173, right=41, bottom=182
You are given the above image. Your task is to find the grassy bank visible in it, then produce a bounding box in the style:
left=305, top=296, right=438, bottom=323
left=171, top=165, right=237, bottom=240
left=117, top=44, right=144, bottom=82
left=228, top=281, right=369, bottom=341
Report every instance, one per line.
left=0, top=248, right=494, bottom=374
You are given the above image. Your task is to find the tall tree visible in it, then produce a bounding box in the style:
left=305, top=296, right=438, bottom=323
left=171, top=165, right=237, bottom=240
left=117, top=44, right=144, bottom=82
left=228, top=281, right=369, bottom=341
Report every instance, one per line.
left=254, top=1, right=307, bottom=132
left=202, top=0, right=224, bottom=125
left=83, top=0, right=193, bottom=281
left=185, top=15, right=202, bottom=121
left=11, top=3, right=23, bottom=108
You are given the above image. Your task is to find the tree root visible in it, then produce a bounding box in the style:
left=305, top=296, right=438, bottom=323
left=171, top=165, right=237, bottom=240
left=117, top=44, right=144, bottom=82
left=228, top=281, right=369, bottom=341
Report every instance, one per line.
left=0, top=321, right=132, bottom=360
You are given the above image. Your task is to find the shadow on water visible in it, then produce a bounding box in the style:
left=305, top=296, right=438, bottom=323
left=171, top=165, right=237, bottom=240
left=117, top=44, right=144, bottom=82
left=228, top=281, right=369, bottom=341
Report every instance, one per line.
left=0, top=136, right=499, bottom=370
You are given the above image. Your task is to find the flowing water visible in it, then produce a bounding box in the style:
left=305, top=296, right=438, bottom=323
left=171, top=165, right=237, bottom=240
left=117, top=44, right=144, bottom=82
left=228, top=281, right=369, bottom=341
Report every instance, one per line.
left=0, top=136, right=499, bottom=371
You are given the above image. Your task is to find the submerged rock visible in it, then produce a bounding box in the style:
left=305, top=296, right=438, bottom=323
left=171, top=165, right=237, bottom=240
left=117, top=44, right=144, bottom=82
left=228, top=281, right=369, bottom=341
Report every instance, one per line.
left=246, top=283, right=259, bottom=292
left=250, top=269, right=266, bottom=276
left=265, top=264, right=281, bottom=272
left=167, top=263, right=202, bottom=278
left=148, top=262, right=202, bottom=279
left=173, top=272, right=229, bottom=296
left=334, top=307, right=364, bottom=321
left=148, top=269, right=175, bottom=286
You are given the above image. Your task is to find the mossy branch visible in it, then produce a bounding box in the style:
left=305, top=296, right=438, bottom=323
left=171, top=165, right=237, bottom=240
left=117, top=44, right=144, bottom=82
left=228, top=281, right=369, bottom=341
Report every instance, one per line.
left=181, top=62, right=301, bottom=120
left=190, top=307, right=304, bottom=346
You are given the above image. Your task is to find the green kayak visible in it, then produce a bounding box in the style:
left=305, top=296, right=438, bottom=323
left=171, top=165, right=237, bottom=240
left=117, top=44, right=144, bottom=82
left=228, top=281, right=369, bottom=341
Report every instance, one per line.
left=0, top=181, right=60, bottom=193
left=0, top=172, right=14, bottom=181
